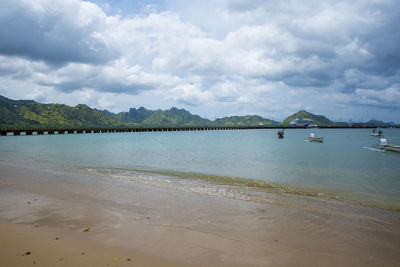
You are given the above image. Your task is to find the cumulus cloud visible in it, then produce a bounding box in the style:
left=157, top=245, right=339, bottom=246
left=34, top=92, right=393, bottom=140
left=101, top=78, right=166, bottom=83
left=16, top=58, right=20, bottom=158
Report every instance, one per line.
left=0, top=0, right=118, bottom=64
left=352, top=86, right=400, bottom=108
left=36, top=58, right=180, bottom=93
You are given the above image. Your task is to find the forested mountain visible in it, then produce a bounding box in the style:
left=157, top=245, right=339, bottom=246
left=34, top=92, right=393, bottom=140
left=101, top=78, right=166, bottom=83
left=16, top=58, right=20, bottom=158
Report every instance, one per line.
left=1, top=95, right=278, bottom=128
left=213, top=115, right=278, bottom=126
left=98, top=107, right=211, bottom=126
left=282, top=110, right=334, bottom=126
left=0, top=95, right=124, bottom=128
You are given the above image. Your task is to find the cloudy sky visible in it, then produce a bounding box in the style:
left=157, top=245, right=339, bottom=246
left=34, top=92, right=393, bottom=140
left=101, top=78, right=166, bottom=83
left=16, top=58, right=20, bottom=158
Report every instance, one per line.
left=1, top=0, right=400, bottom=122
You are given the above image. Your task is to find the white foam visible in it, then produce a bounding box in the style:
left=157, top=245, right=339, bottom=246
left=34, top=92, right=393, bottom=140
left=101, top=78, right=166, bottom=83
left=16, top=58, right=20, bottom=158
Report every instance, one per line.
left=363, top=146, right=385, bottom=152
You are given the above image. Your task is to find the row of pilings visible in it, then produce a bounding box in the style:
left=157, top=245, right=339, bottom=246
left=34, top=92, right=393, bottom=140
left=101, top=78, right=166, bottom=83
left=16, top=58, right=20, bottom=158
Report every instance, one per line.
left=0, top=126, right=255, bottom=136
left=0, top=125, right=396, bottom=136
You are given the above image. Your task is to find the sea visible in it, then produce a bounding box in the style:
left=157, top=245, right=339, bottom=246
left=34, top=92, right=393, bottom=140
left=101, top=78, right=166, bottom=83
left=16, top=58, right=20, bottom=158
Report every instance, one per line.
left=1, top=128, right=399, bottom=211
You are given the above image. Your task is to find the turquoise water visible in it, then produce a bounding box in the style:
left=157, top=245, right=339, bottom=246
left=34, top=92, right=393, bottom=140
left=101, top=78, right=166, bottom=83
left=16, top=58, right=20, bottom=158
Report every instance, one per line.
left=1, top=128, right=400, bottom=209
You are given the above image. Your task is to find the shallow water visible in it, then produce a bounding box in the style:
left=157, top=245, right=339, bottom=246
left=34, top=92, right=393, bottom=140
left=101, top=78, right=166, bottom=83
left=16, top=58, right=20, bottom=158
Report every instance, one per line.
left=0, top=128, right=399, bottom=210
left=1, top=129, right=400, bottom=266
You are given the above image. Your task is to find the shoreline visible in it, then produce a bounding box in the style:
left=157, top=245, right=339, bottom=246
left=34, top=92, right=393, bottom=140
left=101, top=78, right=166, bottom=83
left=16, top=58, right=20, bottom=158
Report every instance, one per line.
left=1, top=160, right=400, bottom=266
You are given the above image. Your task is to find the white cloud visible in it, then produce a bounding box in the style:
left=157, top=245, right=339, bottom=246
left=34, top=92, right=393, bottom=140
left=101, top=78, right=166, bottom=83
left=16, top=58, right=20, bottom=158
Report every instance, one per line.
left=0, top=0, right=400, bottom=122
left=169, top=83, right=212, bottom=106
left=0, top=0, right=116, bottom=64
left=35, top=58, right=180, bottom=93
left=354, top=86, right=400, bottom=106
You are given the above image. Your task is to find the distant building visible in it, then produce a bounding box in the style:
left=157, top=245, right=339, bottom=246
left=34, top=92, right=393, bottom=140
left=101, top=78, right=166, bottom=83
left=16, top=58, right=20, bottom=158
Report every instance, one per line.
left=289, top=118, right=318, bottom=127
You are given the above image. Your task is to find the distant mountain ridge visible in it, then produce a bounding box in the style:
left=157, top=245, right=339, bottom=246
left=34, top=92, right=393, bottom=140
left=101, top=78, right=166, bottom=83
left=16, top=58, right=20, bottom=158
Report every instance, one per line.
left=282, top=110, right=334, bottom=126
left=97, top=107, right=279, bottom=127
left=361, top=120, right=396, bottom=127
left=0, top=95, right=396, bottom=128
left=98, top=107, right=212, bottom=126
left=213, top=115, right=277, bottom=126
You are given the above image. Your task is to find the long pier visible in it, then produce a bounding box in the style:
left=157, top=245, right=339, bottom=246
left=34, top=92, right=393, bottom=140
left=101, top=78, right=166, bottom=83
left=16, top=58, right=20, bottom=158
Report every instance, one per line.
left=0, top=125, right=397, bottom=136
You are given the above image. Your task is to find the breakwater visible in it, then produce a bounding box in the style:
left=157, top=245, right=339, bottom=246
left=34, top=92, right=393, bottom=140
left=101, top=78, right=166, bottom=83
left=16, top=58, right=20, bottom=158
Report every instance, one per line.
left=0, top=125, right=397, bottom=136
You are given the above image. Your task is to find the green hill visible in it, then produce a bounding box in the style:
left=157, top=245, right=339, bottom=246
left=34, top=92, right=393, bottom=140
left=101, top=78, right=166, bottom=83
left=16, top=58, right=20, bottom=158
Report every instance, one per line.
left=142, top=107, right=211, bottom=126
left=98, top=107, right=211, bottom=126
left=96, top=107, right=156, bottom=123
left=0, top=95, right=124, bottom=128
left=213, top=115, right=278, bottom=126
left=282, top=110, right=334, bottom=126
left=123, top=107, right=155, bottom=123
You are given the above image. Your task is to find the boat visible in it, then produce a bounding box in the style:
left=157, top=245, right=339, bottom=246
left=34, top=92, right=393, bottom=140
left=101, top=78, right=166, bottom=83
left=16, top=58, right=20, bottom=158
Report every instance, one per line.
left=277, top=129, right=284, bottom=138
left=380, top=138, right=400, bottom=152
left=371, top=128, right=383, bottom=136
left=308, top=136, right=324, bottom=142
left=385, top=146, right=400, bottom=153
left=306, top=132, right=324, bottom=142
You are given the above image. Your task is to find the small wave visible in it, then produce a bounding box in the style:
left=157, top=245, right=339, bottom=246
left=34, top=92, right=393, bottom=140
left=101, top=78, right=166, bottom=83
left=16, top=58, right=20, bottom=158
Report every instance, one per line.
left=81, top=166, right=400, bottom=213
left=363, top=146, right=385, bottom=152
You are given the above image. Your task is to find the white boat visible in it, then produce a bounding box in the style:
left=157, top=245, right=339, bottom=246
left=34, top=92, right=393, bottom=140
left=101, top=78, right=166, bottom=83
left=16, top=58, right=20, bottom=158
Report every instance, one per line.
left=306, top=132, right=324, bottom=142
left=380, top=138, right=400, bottom=152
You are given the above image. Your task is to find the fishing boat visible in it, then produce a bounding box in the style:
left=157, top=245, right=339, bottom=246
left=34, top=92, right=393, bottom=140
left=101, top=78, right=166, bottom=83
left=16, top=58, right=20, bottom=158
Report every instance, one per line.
left=277, top=129, right=284, bottom=138
left=371, top=128, right=383, bottom=136
left=380, top=138, right=400, bottom=152
left=306, top=132, right=324, bottom=142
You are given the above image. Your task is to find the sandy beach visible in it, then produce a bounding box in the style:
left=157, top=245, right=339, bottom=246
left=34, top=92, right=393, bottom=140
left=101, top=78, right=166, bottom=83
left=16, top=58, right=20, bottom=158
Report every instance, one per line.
left=2, top=0, right=400, bottom=265
left=1, top=160, right=400, bottom=266
left=0, top=220, right=191, bottom=267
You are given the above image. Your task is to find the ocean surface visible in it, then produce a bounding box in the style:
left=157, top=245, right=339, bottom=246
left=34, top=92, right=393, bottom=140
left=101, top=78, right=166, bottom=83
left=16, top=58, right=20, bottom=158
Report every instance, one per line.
left=1, top=128, right=400, bottom=211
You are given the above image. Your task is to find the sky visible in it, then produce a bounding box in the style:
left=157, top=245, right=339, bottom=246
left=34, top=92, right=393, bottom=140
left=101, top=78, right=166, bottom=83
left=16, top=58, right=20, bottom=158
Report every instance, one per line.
left=1, top=0, right=400, bottom=122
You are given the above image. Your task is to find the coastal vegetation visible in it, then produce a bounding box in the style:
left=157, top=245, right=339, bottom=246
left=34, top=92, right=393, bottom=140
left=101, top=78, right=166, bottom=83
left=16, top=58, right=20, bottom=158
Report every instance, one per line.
left=0, top=96, right=125, bottom=128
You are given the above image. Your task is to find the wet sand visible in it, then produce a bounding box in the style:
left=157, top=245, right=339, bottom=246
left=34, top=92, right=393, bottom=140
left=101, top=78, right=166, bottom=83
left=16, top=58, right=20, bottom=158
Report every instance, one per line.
left=1, top=160, right=400, bottom=266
